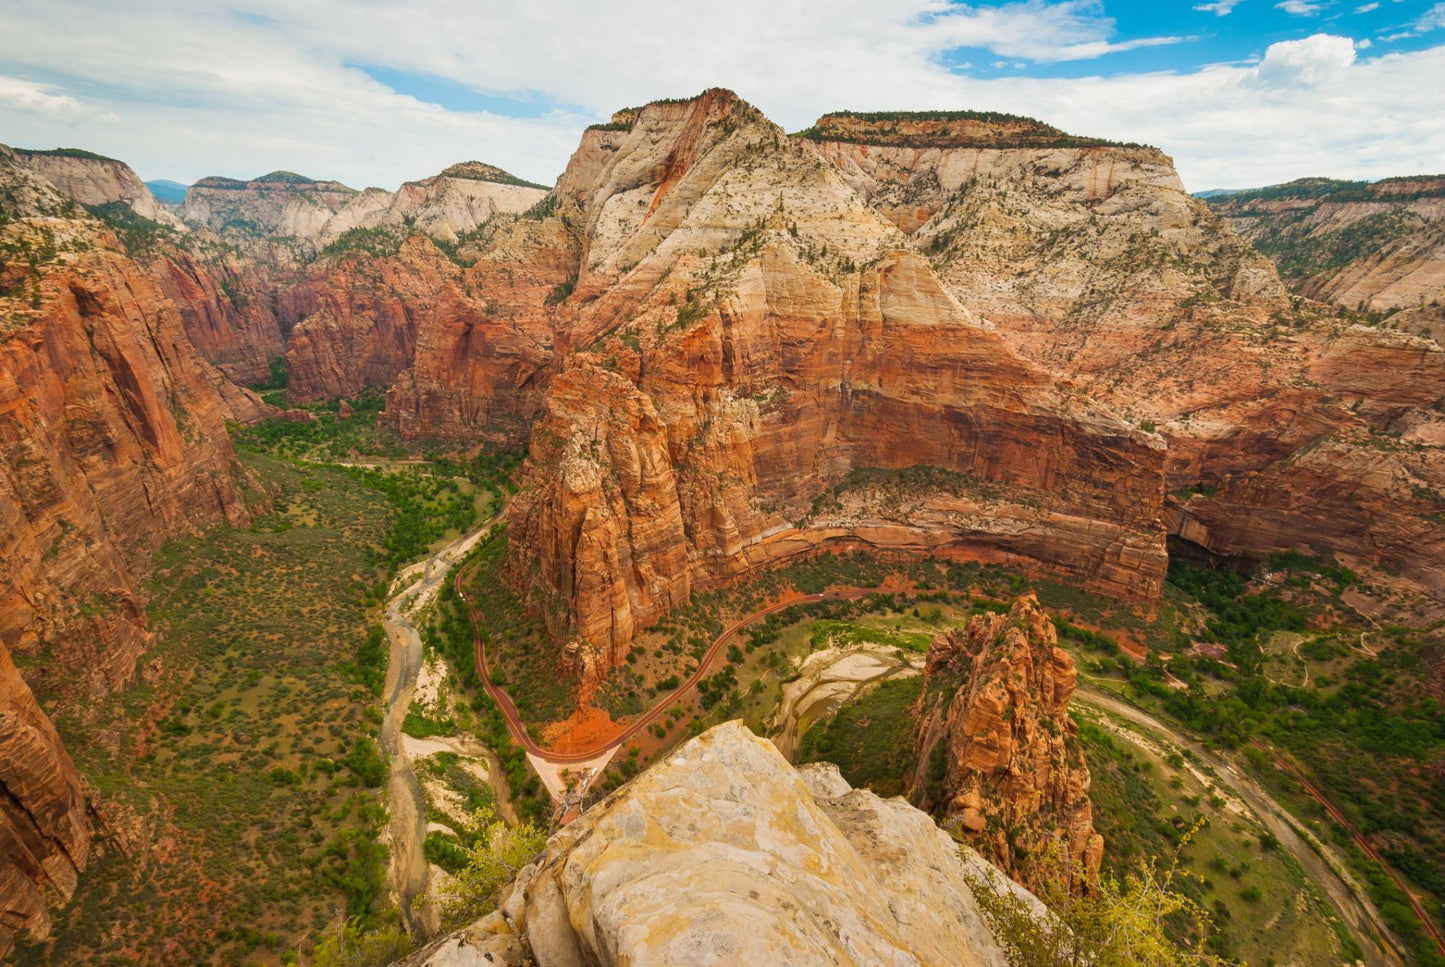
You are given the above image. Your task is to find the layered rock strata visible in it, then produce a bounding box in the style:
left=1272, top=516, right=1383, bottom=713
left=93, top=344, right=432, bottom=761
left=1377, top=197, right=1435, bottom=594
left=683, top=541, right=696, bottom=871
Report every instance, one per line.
left=12, top=147, right=185, bottom=228
left=1207, top=175, right=1445, bottom=312
left=402, top=721, right=1038, bottom=967
left=483, top=91, right=1166, bottom=673
left=914, top=595, right=1103, bottom=889
left=803, top=114, right=1445, bottom=594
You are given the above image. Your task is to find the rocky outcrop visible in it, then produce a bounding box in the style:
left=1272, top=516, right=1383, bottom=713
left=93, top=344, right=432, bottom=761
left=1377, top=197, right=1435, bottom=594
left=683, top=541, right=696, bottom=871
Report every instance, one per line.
left=12, top=147, right=185, bottom=229
left=1207, top=175, right=1445, bottom=312
left=402, top=721, right=1038, bottom=967
left=914, top=595, right=1103, bottom=889
left=495, top=91, right=1167, bottom=671
left=0, top=646, right=89, bottom=957
left=0, top=147, right=258, bottom=952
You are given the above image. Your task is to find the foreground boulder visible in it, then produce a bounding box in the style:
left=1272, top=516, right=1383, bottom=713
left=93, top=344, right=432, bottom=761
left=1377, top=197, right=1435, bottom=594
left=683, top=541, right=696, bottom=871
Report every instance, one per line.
left=402, top=721, right=1037, bottom=966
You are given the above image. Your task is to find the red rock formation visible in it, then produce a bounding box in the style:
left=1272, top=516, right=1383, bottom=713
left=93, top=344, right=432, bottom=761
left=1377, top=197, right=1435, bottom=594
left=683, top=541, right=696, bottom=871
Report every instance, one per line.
left=913, top=595, right=1103, bottom=889
left=283, top=237, right=456, bottom=402
left=803, top=113, right=1445, bottom=597
left=149, top=254, right=286, bottom=386
left=500, top=92, right=1167, bottom=669
left=0, top=149, right=258, bottom=951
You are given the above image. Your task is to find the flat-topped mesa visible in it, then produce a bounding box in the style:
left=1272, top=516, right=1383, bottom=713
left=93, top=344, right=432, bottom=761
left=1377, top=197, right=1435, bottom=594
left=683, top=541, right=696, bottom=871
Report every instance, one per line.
left=797, top=111, right=1187, bottom=237
left=803, top=106, right=1445, bottom=598
left=492, top=89, right=1168, bottom=677
left=796, top=109, right=1154, bottom=151
left=12, top=146, right=186, bottom=229
left=913, top=595, right=1103, bottom=890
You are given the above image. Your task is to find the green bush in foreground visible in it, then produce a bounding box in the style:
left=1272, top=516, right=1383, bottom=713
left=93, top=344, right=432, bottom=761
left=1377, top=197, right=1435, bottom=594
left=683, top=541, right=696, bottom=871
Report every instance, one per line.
left=430, top=805, right=547, bottom=930
left=967, top=832, right=1224, bottom=967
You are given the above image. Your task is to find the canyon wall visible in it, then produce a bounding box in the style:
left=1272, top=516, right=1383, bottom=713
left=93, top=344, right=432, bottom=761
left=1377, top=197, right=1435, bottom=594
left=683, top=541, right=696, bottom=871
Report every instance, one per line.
left=802, top=115, right=1445, bottom=591
left=1207, top=175, right=1445, bottom=313
left=490, top=92, right=1166, bottom=677
left=0, top=146, right=259, bottom=953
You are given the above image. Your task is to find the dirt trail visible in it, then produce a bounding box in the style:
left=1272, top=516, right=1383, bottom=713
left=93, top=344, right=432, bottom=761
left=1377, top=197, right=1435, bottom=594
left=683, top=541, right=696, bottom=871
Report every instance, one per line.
left=1076, top=686, right=1405, bottom=967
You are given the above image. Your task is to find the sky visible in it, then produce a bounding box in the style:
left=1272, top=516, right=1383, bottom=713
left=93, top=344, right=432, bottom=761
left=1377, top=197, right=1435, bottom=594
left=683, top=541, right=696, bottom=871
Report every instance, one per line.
left=1, top=0, right=1443, bottom=193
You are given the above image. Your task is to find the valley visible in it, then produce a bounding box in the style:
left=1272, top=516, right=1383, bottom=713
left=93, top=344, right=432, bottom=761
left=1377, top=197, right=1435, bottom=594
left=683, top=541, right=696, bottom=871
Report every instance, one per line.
left=3, top=83, right=1444, bottom=967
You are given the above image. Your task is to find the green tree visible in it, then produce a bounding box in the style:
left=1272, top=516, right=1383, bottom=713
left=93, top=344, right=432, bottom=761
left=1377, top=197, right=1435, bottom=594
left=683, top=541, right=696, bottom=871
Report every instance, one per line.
left=309, top=917, right=411, bottom=967
left=432, top=805, right=547, bottom=929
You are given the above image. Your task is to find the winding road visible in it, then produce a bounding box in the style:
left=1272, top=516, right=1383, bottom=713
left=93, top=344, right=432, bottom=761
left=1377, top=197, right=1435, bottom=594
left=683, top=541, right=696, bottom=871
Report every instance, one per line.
left=454, top=570, right=897, bottom=763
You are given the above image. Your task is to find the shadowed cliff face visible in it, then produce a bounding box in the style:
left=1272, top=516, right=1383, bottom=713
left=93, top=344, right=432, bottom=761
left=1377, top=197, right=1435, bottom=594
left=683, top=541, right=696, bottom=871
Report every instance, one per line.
left=914, top=595, right=1103, bottom=890
left=473, top=91, right=1168, bottom=677
left=0, top=147, right=260, bottom=953
left=803, top=115, right=1445, bottom=599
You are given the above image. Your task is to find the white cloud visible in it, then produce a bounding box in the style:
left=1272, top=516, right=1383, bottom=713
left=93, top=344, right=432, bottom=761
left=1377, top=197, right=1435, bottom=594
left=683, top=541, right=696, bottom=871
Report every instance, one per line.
left=1417, top=2, right=1445, bottom=30
left=1276, top=0, right=1322, bottom=14
left=1357, top=37, right=1373, bottom=47
left=0, top=4, right=1441, bottom=193
left=1355, top=2, right=1380, bottom=11
left=1195, top=0, right=1244, bottom=15
left=0, top=75, right=117, bottom=123
left=1254, top=32, right=1357, bottom=84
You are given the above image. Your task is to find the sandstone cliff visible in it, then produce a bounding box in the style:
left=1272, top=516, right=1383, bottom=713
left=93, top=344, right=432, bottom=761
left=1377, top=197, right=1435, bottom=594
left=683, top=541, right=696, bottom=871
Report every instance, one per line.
left=317, top=161, right=547, bottom=246
left=178, top=163, right=546, bottom=261
left=0, top=147, right=259, bottom=952
left=1207, top=175, right=1445, bottom=313
left=803, top=113, right=1445, bottom=597
left=479, top=91, right=1167, bottom=675
left=402, top=721, right=1038, bottom=967
left=12, top=147, right=185, bottom=229
left=914, top=596, right=1103, bottom=890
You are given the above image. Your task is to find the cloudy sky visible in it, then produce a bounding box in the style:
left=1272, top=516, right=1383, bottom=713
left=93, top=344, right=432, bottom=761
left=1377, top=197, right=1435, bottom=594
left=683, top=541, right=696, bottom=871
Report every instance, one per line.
left=1, top=0, right=1442, bottom=193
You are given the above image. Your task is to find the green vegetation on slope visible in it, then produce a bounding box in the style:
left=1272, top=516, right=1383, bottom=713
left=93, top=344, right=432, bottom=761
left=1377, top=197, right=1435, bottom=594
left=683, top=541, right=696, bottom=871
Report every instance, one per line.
left=16, top=455, right=399, bottom=966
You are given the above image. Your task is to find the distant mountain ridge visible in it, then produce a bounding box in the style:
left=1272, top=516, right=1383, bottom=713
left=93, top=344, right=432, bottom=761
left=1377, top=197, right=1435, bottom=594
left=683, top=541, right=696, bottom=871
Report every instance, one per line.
left=143, top=178, right=189, bottom=203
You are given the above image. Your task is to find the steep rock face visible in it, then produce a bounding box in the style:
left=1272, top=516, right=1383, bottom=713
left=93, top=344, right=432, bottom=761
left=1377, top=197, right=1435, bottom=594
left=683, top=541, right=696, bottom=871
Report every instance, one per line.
left=0, top=646, right=89, bottom=957
left=0, top=150, right=257, bottom=952
left=806, top=114, right=1445, bottom=595
left=501, top=92, right=1167, bottom=668
left=319, top=161, right=547, bottom=245
left=384, top=213, right=579, bottom=442
left=1207, top=175, right=1445, bottom=311
left=283, top=237, right=464, bottom=402
left=12, top=148, right=185, bottom=228
left=402, top=721, right=1035, bottom=967
left=148, top=254, right=287, bottom=386
left=914, top=595, right=1103, bottom=889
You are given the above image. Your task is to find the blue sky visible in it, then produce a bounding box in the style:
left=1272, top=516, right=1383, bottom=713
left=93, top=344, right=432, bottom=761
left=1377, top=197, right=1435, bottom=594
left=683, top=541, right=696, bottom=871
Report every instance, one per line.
left=1, top=1, right=1442, bottom=191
